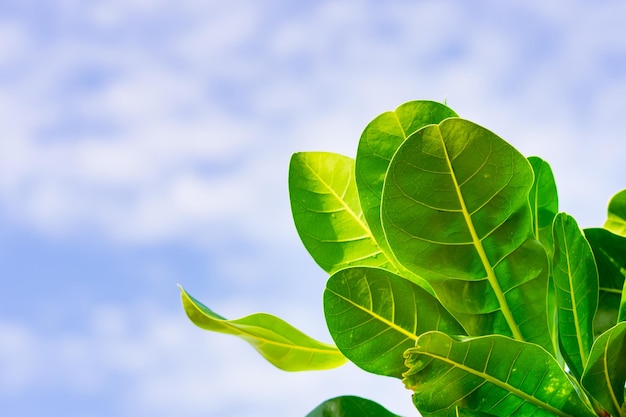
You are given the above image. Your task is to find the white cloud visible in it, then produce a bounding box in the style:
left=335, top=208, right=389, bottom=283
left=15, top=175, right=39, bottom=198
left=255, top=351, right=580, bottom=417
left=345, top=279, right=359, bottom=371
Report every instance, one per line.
left=0, top=303, right=416, bottom=417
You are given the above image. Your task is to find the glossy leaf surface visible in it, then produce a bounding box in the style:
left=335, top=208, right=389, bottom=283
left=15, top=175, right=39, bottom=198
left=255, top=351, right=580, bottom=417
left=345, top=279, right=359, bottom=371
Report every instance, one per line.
left=381, top=118, right=552, bottom=351
left=604, top=189, right=626, bottom=237
left=289, top=152, right=394, bottom=274
left=324, top=267, right=465, bottom=378
left=403, top=332, right=597, bottom=417
left=356, top=101, right=457, bottom=272
left=305, top=395, right=401, bottom=417
left=581, top=322, right=626, bottom=417
left=180, top=287, right=346, bottom=371
left=528, top=156, right=558, bottom=256
left=552, top=213, right=598, bottom=379
left=585, top=228, right=626, bottom=335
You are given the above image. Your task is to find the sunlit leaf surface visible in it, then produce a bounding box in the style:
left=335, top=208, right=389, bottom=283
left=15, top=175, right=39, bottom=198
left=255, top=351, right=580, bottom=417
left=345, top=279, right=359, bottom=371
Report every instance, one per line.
left=180, top=287, right=346, bottom=371
left=403, top=332, right=597, bottom=417
left=289, top=152, right=394, bottom=274
left=382, top=118, right=552, bottom=352
left=324, top=267, right=465, bottom=377
left=604, top=189, right=626, bottom=237
left=356, top=100, right=457, bottom=284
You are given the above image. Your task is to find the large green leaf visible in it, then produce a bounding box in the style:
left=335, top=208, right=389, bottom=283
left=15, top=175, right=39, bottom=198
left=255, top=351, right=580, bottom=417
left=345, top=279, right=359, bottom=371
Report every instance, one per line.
left=581, top=322, right=626, bottom=417
left=355, top=101, right=457, bottom=275
left=403, top=332, right=597, bottom=417
left=584, top=228, right=626, bottom=336
left=381, top=118, right=552, bottom=352
left=323, top=267, right=465, bottom=378
left=604, top=189, right=626, bottom=237
left=289, top=152, right=394, bottom=274
left=305, top=395, right=401, bottom=417
left=180, top=287, right=346, bottom=371
left=528, top=156, right=558, bottom=257
left=306, top=395, right=399, bottom=417
left=552, top=213, right=598, bottom=379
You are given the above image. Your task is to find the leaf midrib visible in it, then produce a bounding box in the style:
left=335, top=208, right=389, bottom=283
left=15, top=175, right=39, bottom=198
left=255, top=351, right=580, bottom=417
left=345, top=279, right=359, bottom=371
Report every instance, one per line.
left=418, top=345, right=573, bottom=417
left=183, top=291, right=340, bottom=355
left=436, top=128, right=523, bottom=341
left=326, top=287, right=418, bottom=341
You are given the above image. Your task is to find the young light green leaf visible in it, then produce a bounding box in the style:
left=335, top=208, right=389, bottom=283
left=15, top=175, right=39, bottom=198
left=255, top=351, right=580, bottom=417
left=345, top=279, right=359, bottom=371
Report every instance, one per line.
left=289, top=152, right=394, bottom=275
left=323, top=267, right=465, bottom=378
left=381, top=118, right=552, bottom=353
left=528, top=156, right=558, bottom=257
left=356, top=101, right=458, bottom=277
left=403, top=332, right=597, bottom=417
left=305, top=395, right=401, bottom=417
left=581, top=322, right=626, bottom=417
left=584, top=228, right=626, bottom=336
left=604, top=189, right=626, bottom=237
left=180, top=286, right=347, bottom=372
left=552, top=213, right=598, bottom=379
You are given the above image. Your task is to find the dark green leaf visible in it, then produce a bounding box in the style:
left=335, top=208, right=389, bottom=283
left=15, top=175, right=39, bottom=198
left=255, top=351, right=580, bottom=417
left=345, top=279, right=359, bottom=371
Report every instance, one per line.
left=581, top=322, right=626, bottom=417
left=552, top=213, right=598, bottom=379
left=584, top=228, right=626, bottom=336
left=604, top=189, right=626, bottom=237
left=324, top=267, right=465, bottom=378
left=403, top=332, right=597, bottom=417
left=528, top=156, right=558, bottom=257
left=180, top=286, right=346, bottom=371
left=381, top=118, right=552, bottom=352
left=305, top=395, right=401, bottom=417
left=356, top=100, right=457, bottom=285
left=289, top=152, right=395, bottom=275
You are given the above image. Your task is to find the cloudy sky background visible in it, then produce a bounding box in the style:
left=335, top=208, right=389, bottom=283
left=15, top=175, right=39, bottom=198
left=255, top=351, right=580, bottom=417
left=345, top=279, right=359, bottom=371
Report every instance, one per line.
left=1, top=1, right=626, bottom=416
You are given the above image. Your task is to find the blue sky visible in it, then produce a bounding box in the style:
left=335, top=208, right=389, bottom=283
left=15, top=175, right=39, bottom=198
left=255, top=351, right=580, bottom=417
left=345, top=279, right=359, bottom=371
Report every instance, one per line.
left=1, top=1, right=626, bottom=416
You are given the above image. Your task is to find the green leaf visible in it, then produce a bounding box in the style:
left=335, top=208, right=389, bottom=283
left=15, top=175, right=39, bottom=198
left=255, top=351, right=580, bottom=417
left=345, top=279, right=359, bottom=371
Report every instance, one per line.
left=552, top=213, right=598, bottom=379
left=381, top=118, right=552, bottom=352
left=528, top=156, right=558, bottom=257
left=180, top=286, right=347, bottom=371
left=305, top=395, right=401, bottom=417
left=584, top=228, right=626, bottom=336
left=455, top=408, right=499, bottom=417
left=355, top=101, right=457, bottom=279
left=403, top=332, right=597, bottom=417
left=581, top=322, right=626, bottom=417
left=323, top=267, right=465, bottom=378
left=620, top=279, right=626, bottom=322
left=289, top=152, right=394, bottom=274
left=604, top=189, right=626, bottom=237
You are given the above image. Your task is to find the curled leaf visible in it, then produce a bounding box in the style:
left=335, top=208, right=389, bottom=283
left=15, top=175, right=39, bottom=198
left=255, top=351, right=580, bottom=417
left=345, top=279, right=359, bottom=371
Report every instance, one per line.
left=180, top=286, right=346, bottom=371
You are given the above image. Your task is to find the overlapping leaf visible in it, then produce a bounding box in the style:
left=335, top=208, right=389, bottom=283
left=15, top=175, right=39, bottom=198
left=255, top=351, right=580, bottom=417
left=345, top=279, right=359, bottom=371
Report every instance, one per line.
left=528, top=156, right=558, bottom=256
left=552, top=213, right=598, bottom=379
left=604, top=189, right=626, bottom=237
left=355, top=101, right=457, bottom=278
left=180, top=287, right=346, bottom=371
left=403, top=332, right=597, bottom=417
left=381, top=118, right=552, bottom=352
left=324, top=267, right=465, bottom=378
left=289, top=152, right=394, bottom=274
left=581, top=322, right=626, bottom=417
left=305, top=395, right=401, bottom=417
left=585, top=228, right=626, bottom=335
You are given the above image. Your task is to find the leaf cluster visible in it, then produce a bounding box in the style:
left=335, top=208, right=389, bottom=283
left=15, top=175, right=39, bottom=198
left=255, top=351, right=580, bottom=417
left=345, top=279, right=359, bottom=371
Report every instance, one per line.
left=181, top=101, right=626, bottom=416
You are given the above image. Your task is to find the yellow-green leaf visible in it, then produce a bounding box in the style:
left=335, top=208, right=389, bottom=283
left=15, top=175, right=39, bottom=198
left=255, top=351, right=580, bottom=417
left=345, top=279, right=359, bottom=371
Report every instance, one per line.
left=180, top=286, right=346, bottom=371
